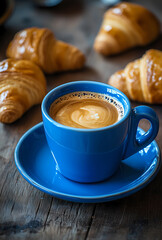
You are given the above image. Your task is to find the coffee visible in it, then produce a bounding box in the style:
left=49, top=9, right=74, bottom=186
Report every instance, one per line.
left=49, top=91, right=124, bottom=129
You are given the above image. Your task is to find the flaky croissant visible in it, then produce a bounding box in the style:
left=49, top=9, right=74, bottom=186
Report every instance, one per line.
left=6, top=27, right=85, bottom=74
left=108, top=49, right=162, bottom=104
left=94, top=2, right=160, bottom=56
left=0, top=59, right=46, bottom=123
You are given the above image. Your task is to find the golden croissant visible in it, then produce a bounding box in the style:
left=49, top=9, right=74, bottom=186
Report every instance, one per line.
left=0, top=59, right=47, bottom=123
left=108, top=49, right=162, bottom=104
left=94, top=2, right=160, bottom=56
left=6, top=27, right=85, bottom=74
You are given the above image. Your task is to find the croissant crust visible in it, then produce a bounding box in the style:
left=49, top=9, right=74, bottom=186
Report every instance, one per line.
left=94, top=2, right=160, bottom=56
left=0, top=59, right=47, bottom=123
left=108, top=49, right=162, bottom=104
left=6, top=27, right=85, bottom=73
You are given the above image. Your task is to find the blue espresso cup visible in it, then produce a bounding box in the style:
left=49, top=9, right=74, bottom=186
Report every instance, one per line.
left=41, top=81, right=159, bottom=183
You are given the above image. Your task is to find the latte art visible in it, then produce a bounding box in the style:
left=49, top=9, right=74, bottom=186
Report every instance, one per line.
left=49, top=92, right=124, bottom=129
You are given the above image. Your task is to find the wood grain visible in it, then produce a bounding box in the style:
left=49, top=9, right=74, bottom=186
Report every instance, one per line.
left=0, top=0, right=162, bottom=239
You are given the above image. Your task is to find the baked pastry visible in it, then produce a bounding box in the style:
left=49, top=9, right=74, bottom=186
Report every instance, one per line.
left=0, top=58, right=46, bottom=123
left=108, top=49, right=162, bottom=104
left=6, top=27, right=85, bottom=74
left=94, top=2, right=160, bottom=56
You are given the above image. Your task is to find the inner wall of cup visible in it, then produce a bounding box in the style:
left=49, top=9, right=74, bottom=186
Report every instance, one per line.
left=44, top=82, right=130, bottom=118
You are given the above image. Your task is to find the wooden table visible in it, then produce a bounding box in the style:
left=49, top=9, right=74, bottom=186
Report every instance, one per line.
left=0, top=0, right=162, bottom=239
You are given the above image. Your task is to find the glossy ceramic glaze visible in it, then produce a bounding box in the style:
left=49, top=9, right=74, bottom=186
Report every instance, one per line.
left=14, top=122, right=161, bottom=203
left=41, top=81, right=159, bottom=183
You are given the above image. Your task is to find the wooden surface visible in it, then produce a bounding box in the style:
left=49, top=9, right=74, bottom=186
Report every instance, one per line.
left=0, top=0, right=162, bottom=239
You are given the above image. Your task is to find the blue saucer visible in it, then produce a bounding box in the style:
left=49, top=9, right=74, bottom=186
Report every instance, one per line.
left=15, top=122, right=161, bottom=203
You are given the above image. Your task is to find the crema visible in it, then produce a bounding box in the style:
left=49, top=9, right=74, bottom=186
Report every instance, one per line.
left=49, top=91, right=124, bottom=129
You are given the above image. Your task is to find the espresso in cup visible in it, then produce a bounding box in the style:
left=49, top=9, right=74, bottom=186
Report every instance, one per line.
left=42, top=81, right=159, bottom=182
left=49, top=91, right=124, bottom=129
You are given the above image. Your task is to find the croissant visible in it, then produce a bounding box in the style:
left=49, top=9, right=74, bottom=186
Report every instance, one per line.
left=6, top=27, right=85, bottom=74
left=0, top=59, right=47, bottom=123
left=108, top=49, right=162, bottom=104
left=94, top=2, right=160, bottom=56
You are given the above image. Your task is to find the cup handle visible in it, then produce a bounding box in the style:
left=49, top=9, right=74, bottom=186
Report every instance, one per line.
left=123, top=106, right=159, bottom=159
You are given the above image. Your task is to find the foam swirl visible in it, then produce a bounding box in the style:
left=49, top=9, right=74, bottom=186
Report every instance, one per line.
left=49, top=92, right=123, bottom=129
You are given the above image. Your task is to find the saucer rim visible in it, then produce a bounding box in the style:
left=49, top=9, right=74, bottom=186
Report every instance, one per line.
left=14, top=122, right=161, bottom=202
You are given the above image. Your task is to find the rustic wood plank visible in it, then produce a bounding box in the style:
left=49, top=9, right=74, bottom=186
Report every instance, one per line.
left=85, top=174, right=162, bottom=240
left=0, top=0, right=162, bottom=239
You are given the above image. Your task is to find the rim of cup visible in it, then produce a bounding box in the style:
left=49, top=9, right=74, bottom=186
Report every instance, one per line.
left=41, top=81, right=131, bottom=132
